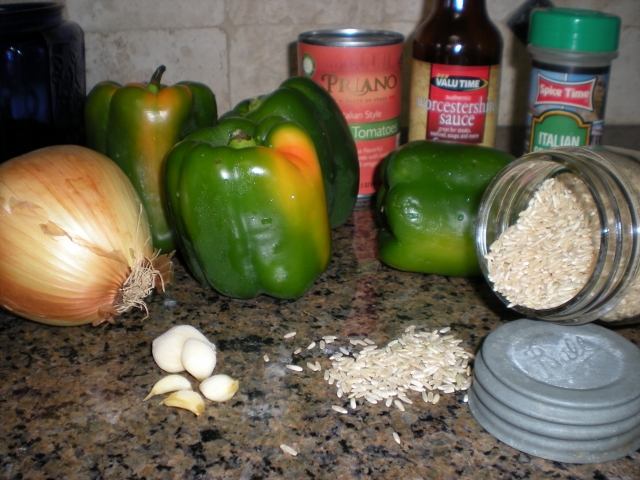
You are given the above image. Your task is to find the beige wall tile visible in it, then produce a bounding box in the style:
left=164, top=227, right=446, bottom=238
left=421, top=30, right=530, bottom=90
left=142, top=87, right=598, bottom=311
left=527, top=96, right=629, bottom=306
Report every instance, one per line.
left=53, top=0, right=640, bottom=125
left=607, top=26, right=640, bottom=124
left=228, top=0, right=385, bottom=26
left=67, top=0, right=225, bottom=31
left=85, top=28, right=231, bottom=112
left=228, top=25, right=297, bottom=106
left=385, top=0, right=428, bottom=22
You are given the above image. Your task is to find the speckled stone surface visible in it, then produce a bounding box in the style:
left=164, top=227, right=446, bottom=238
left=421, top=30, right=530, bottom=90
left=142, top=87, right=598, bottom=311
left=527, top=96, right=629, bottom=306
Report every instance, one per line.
left=1, top=129, right=639, bottom=479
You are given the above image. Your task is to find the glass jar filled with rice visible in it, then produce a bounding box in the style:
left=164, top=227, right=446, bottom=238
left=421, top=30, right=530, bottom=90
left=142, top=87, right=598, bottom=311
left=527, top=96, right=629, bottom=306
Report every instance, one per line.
left=476, top=146, right=640, bottom=325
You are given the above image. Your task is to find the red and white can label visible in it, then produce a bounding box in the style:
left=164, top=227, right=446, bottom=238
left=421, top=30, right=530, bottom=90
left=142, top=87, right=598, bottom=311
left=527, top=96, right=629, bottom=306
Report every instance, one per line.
left=409, top=61, right=501, bottom=147
left=298, top=41, right=403, bottom=197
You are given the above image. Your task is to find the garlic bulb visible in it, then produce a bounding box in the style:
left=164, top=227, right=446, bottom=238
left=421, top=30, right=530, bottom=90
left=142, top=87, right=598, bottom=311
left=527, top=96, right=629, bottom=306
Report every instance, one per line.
left=182, top=338, right=217, bottom=382
left=152, top=325, right=214, bottom=373
left=160, top=390, right=205, bottom=416
left=200, top=374, right=239, bottom=402
left=143, top=374, right=192, bottom=401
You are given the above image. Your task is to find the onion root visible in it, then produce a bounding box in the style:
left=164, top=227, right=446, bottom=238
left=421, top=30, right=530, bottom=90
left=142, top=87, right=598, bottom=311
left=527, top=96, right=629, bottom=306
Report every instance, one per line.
left=94, top=250, right=174, bottom=327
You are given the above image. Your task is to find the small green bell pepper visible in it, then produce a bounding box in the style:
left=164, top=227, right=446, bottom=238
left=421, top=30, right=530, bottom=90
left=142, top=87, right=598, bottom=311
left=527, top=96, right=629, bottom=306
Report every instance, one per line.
left=221, top=76, right=359, bottom=229
left=85, top=65, right=217, bottom=253
left=164, top=116, right=332, bottom=299
left=376, top=141, right=514, bottom=277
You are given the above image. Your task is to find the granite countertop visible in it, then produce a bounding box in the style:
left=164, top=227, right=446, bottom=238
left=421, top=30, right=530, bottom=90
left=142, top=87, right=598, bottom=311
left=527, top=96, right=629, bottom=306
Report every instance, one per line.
left=1, top=128, right=640, bottom=479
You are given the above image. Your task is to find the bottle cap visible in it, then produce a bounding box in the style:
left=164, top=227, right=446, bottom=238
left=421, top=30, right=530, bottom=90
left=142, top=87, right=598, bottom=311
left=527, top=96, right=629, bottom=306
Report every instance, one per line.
left=529, top=8, right=620, bottom=53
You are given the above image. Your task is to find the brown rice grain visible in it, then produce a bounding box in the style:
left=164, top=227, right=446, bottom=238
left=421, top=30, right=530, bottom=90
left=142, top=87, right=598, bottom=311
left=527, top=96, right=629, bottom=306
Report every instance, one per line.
left=486, top=173, right=601, bottom=310
left=321, top=326, right=472, bottom=413
left=280, top=444, right=297, bottom=456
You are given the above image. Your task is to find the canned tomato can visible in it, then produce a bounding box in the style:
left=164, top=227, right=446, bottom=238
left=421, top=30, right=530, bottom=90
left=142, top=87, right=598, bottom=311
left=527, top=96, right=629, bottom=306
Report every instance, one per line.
left=298, top=29, right=404, bottom=197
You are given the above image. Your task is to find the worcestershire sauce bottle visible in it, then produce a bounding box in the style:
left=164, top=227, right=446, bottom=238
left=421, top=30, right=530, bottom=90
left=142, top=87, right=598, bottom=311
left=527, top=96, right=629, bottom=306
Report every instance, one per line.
left=409, top=0, right=502, bottom=147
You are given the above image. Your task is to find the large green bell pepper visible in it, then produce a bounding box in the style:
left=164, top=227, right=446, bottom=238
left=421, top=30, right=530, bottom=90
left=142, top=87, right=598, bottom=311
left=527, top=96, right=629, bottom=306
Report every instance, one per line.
left=85, top=65, right=217, bottom=253
left=376, top=141, right=514, bottom=277
left=221, top=76, right=359, bottom=229
left=164, top=116, right=332, bottom=299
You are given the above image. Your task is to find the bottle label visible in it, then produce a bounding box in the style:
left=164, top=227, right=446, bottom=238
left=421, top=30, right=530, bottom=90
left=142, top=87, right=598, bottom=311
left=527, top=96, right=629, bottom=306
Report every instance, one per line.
left=409, top=60, right=500, bottom=147
left=525, top=66, right=610, bottom=153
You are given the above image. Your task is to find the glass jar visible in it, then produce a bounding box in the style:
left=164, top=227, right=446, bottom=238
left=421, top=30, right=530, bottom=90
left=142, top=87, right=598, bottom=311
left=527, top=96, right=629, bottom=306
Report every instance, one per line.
left=476, top=146, right=640, bottom=325
left=0, top=2, right=85, bottom=163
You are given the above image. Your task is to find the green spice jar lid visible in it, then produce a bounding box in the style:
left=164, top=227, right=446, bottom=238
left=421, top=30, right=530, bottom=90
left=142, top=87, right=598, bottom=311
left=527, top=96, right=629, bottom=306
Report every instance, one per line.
left=529, top=8, right=621, bottom=53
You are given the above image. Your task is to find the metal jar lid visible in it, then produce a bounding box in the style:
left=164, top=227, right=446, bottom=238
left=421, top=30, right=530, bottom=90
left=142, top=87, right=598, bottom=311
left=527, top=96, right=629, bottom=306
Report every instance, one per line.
left=468, top=319, right=640, bottom=463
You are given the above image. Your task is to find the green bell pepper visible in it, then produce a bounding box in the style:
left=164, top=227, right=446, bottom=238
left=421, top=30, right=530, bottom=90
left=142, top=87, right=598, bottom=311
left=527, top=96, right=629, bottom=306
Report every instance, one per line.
left=376, top=141, right=514, bottom=277
left=85, top=65, right=217, bottom=253
left=221, top=76, right=359, bottom=229
left=164, top=116, right=332, bottom=299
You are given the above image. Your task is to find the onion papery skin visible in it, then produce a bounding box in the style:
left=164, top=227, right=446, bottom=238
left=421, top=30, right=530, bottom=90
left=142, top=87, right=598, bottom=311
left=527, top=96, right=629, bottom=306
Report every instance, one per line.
left=0, top=145, right=160, bottom=326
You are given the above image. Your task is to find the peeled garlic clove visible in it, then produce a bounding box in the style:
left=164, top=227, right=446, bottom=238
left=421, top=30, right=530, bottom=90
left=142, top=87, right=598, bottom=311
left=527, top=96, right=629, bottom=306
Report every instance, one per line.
left=152, top=325, right=213, bottom=373
left=182, top=338, right=217, bottom=382
left=200, top=374, right=239, bottom=402
left=159, top=390, right=205, bottom=416
left=143, top=374, right=192, bottom=401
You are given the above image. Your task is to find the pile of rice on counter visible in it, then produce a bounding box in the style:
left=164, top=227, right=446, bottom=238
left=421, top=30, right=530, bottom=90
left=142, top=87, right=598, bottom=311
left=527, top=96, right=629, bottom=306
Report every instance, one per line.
left=278, top=325, right=473, bottom=414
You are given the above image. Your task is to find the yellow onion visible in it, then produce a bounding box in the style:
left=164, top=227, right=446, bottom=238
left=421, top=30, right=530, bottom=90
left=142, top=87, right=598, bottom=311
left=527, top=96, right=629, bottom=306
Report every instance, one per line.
left=0, top=145, right=172, bottom=326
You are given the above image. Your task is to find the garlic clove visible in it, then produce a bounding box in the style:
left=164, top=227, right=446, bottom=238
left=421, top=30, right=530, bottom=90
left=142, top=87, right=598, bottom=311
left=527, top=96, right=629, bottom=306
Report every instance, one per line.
left=143, top=374, right=192, bottom=401
left=152, top=325, right=214, bottom=373
left=159, top=390, right=205, bottom=416
left=181, top=338, right=217, bottom=382
left=199, top=374, right=239, bottom=402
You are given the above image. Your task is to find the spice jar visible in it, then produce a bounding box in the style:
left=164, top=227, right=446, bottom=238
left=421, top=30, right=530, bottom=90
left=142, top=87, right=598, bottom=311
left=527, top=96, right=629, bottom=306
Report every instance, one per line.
left=524, top=8, right=621, bottom=153
left=476, top=146, right=640, bottom=325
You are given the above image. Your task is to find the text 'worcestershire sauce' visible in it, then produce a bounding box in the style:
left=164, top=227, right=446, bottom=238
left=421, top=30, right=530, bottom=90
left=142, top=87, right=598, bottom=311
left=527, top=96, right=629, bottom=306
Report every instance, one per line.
left=409, top=0, right=502, bottom=147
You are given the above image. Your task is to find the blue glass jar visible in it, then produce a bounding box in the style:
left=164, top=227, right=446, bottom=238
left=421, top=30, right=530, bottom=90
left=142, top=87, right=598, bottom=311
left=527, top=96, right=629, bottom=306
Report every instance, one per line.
left=0, top=2, right=85, bottom=162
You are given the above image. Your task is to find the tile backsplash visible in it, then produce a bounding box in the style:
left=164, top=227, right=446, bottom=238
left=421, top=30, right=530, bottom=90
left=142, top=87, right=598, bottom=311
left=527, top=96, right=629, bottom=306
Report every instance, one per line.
left=5, top=0, right=639, bottom=126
